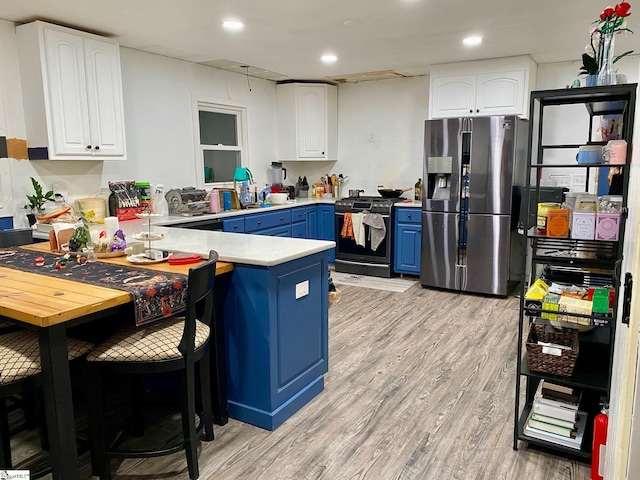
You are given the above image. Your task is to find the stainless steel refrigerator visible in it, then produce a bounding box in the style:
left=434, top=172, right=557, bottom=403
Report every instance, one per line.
left=420, top=116, right=528, bottom=296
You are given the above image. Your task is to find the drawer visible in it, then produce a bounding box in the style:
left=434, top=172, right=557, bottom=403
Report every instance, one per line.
left=222, top=217, right=245, bottom=233
left=254, top=225, right=292, bottom=237
left=245, top=210, right=292, bottom=232
left=292, top=222, right=306, bottom=238
left=290, top=207, right=307, bottom=223
left=396, top=208, right=421, bottom=224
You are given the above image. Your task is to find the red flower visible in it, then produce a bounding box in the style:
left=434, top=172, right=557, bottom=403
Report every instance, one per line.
left=146, top=288, right=156, bottom=297
left=173, top=281, right=183, bottom=290
left=601, top=7, right=616, bottom=19
left=617, top=2, right=632, bottom=17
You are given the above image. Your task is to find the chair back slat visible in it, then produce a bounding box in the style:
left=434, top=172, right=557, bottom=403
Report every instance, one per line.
left=179, top=250, right=218, bottom=357
left=0, top=229, right=33, bottom=248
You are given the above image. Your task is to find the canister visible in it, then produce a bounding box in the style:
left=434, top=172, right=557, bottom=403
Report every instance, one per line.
left=572, top=211, right=596, bottom=239
left=537, top=202, right=561, bottom=235
left=595, top=212, right=621, bottom=241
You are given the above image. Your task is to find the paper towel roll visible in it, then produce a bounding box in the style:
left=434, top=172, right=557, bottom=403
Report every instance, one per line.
left=104, top=216, right=119, bottom=240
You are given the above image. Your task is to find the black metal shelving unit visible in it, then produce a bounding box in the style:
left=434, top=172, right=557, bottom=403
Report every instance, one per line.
left=513, top=84, right=637, bottom=460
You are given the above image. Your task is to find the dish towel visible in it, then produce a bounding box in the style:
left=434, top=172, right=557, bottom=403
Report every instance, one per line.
left=363, top=213, right=386, bottom=251
left=341, top=212, right=354, bottom=239
left=352, top=212, right=366, bottom=247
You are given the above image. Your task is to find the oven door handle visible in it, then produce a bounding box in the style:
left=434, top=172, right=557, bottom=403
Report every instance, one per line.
left=335, top=212, right=390, bottom=218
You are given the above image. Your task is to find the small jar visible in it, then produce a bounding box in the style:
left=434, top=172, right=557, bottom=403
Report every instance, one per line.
left=85, top=242, right=98, bottom=263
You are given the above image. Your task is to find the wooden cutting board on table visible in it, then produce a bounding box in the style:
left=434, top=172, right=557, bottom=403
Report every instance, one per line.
left=49, top=228, right=74, bottom=251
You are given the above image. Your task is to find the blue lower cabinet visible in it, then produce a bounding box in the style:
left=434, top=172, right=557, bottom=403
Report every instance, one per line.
left=316, top=205, right=335, bottom=263
left=292, top=222, right=306, bottom=238
left=254, top=225, right=292, bottom=237
left=394, top=208, right=421, bottom=274
left=223, top=217, right=245, bottom=233
left=306, top=207, right=317, bottom=239
left=224, top=252, right=329, bottom=430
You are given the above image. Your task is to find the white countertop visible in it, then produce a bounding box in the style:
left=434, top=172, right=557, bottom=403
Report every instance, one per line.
left=119, top=221, right=334, bottom=267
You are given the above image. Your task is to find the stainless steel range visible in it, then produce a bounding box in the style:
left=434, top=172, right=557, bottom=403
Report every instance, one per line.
left=334, top=196, right=403, bottom=278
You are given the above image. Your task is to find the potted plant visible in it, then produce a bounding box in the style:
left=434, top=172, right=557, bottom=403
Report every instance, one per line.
left=24, top=176, right=54, bottom=226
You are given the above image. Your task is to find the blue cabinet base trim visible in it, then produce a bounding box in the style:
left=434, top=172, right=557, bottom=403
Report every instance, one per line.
left=228, top=376, right=324, bottom=430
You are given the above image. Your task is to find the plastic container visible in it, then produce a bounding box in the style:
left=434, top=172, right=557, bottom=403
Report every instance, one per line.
left=209, top=189, right=221, bottom=213
left=603, top=139, right=627, bottom=165
left=76, top=198, right=107, bottom=223
left=152, top=184, right=169, bottom=216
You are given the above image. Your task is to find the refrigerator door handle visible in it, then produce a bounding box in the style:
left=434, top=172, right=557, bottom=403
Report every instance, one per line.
left=461, top=265, right=468, bottom=291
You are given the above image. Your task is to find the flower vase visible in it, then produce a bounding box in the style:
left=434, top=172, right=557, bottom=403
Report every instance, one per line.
left=597, top=31, right=617, bottom=86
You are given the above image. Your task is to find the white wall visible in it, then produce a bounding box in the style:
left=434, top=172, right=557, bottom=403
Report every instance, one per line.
left=0, top=19, right=278, bottom=227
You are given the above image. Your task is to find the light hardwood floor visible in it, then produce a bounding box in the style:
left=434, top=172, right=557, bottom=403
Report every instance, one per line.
left=13, top=282, right=590, bottom=479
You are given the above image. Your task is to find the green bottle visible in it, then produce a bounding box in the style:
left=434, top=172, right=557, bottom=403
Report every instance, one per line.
left=414, top=178, right=422, bottom=202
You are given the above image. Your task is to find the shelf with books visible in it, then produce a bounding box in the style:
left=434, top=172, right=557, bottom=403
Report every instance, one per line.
left=516, top=404, right=592, bottom=460
left=514, top=83, right=637, bottom=462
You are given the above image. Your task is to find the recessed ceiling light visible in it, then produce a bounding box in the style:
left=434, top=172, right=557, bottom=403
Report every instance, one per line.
left=321, top=54, right=338, bottom=64
left=223, top=20, right=244, bottom=32
left=463, top=36, right=482, bottom=47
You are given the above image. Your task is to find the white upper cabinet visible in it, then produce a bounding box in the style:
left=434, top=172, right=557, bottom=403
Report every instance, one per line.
left=429, top=56, right=536, bottom=119
left=16, top=21, right=126, bottom=160
left=277, top=83, right=337, bottom=161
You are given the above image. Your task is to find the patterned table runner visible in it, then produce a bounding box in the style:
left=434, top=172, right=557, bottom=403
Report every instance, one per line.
left=0, top=248, right=187, bottom=326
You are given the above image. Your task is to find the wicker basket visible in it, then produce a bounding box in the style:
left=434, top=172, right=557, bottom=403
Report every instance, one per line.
left=526, top=324, right=579, bottom=377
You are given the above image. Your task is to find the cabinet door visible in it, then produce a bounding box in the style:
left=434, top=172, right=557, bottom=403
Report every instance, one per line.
left=476, top=70, right=525, bottom=116
left=430, top=75, right=476, bottom=118
left=316, top=205, right=335, bottom=262
left=306, top=207, right=317, bottom=239
left=42, top=27, right=91, bottom=157
left=83, top=37, right=126, bottom=158
left=296, top=85, right=327, bottom=158
left=394, top=223, right=421, bottom=274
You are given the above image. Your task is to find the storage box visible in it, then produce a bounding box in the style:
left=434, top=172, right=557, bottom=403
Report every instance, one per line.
left=541, top=293, right=561, bottom=321
left=595, top=212, right=621, bottom=241
left=558, top=295, right=593, bottom=326
left=572, top=211, right=596, bottom=240
left=546, top=209, right=570, bottom=238
left=526, top=324, right=579, bottom=377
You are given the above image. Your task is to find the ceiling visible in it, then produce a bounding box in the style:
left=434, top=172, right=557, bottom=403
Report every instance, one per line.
left=1, top=0, right=638, bottom=82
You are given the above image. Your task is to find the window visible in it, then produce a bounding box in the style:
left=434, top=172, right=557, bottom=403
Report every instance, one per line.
left=196, top=100, right=247, bottom=186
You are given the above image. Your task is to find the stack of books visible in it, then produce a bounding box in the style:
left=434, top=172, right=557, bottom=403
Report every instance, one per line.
left=524, top=381, right=588, bottom=450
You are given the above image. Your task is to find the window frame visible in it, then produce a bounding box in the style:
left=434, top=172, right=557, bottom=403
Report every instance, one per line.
left=193, top=97, right=249, bottom=188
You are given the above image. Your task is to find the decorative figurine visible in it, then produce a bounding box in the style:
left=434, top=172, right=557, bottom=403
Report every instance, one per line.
left=35, top=256, right=45, bottom=267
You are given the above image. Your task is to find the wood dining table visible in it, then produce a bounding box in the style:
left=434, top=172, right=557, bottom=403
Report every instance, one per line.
left=0, top=243, right=233, bottom=480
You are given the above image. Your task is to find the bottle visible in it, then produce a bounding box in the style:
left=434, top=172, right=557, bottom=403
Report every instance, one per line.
left=414, top=178, right=422, bottom=202
left=152, top=184, right=169, bottom=216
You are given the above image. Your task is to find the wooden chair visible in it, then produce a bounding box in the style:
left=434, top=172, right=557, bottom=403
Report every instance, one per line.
left=86, top=251, right=219, bottom=480
left=0, top=330, right=94, bottom=469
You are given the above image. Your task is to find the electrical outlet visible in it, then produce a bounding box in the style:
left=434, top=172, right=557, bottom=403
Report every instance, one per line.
left=573, top=174, right=587, bottom=187
left=52, top=183, right=68, bottom=202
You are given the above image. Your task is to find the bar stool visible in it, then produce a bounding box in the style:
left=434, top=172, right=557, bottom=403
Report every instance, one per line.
left=85, top=251, right=219, bottom=480
left=0, top=330, right=94, bottom=469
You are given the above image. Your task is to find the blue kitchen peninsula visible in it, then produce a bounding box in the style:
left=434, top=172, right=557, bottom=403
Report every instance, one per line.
left=119, top=221, right=334, bottom=430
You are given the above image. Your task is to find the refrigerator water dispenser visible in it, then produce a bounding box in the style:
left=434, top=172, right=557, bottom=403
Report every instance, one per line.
left=427, top=156, right=453, bottom=201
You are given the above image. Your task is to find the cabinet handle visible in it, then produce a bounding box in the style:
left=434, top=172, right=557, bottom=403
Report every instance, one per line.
left=86, top=145, right=92, bottom=149
left=469, top=109, right=473, bottom=114
left=257, top=221, right=262, bottom=225
left=280, top=217, right=284, bottom=221
left=234, top=226, right=238, bottom=229
left=476, top=109, right=480, bottom=113
left=94, top=145, right=100, bottom=150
